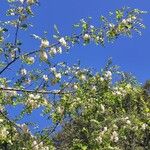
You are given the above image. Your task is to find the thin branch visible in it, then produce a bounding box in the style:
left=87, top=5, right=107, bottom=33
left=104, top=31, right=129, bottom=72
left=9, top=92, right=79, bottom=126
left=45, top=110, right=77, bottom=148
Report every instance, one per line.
left=0, top=87, right=74, bottom=95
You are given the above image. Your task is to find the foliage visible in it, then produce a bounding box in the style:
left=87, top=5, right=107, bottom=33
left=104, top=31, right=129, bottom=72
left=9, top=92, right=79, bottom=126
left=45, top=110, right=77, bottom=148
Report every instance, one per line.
left=0, top=0, right=149, bottom=150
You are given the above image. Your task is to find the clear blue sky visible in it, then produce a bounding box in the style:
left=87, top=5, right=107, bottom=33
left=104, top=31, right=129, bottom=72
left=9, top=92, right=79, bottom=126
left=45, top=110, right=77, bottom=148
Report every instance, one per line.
left=1, top=0, right=150, bottom=131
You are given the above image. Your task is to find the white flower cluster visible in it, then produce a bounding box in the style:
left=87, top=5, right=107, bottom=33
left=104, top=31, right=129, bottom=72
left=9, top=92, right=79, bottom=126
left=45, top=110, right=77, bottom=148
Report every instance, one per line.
left=80, top=74, right=86, bottom=81
left=122, top=16, right=136, bottom=24
left=32, top=140, right=49, bottom=150
left=55, top=72, right=61, bottom=79
left=26, top=94, right=41, bottom=109
left=110, top=131, right=119, bottom=142
left=49, top=67, right=61, bottom=79
left=122, top=117, right=131, bottom=125
left=26, top=56, right=35, bottom=64
left=5, top=87, right=17, bottom=97
left=100, top=104, right=105, bottom=113
left=40, top=51, right=48, bottom=61
left=59, top=37, right=67, bottom=47
left=40, top=39, right=49, bottom=48
left=112, top=86, right=126, bottom=96
left=0, top=127, right=9, bottom=139
left=20, top=68, right=27, bottom=76
left=43, top=74, right=48, bottom=81
left=49, top=46, right=62, bottom=56
left=83, top=34, right=91, bottom=41
left=104, top=71, right=112, bottom=80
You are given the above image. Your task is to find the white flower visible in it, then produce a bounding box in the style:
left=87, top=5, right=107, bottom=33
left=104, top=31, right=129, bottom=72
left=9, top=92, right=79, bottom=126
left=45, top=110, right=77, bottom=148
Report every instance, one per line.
left=126, top=18, right=132, bottom=23
left=21, top=124, right=29, bottom=133
left=92, top=86, right=96, bottom=91
left=122, top=19, right=127, bottom=24
left=90, top=25, right=94, bottom=28
left=29, top=94, right=34, bottom=99
left=111, top=131, right=119, bottom=142
left=109, top=23, right=115, bottom=28
left=40, top=51, right=48, bottom=61
left=83, top=34, right=90, bottom=40
left=100, top=77, right=104, bottom=82
left=104, top=71, right=112, bottom=80
left=27, top=0, right=35, bottom=4
left=81, top=74, right=86, bottom=81
left=50, top=67, right=56, bottom=72
left=20, top=0, right=24, bottom=3
left=0, top=118, right=3, bottom=122
left=57, top=106, right=64, bottom=114
left=27, top=56, right=35, bottom=64
left=103, top=126, right=107, bottom=132
left=141, top=123, right=148, bottom=130
left=59, top=37, right=67, bottom=47
left=132, top=16, right=136, bottom=20
left=55, top=73, right=61, bottom=79
left=0, top=127, right=9, bottom=139
left=112, top=124, right=118, bottom=130
left=126, top=120, right=131, bottom=125
left=43, top=74, right=48, bottom=81
left=34, top=94, right=40, bottom=99
left=96, top=135, right=102, bottom=143
left=44, top=146, right=49, bottom=150
left=57, top=46, right=62, bottom=54
left=73, top=84, right=78, bottom=90
left=49, top=47, right=57, bottom=56
left=20, top=68, right=27, bottom=76
left=41, top=39, right=49, bottom=48
left=100, top=104, right=105, bottom=113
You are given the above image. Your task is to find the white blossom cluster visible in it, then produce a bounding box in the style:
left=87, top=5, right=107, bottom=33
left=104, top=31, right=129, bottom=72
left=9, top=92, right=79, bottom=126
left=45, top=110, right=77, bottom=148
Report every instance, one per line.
left=26, top=94, right=41, bottom=109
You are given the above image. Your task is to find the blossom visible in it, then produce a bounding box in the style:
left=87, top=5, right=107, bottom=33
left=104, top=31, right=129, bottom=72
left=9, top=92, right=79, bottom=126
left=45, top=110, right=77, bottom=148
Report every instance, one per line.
left=73, top=84, right=78, bottom=90
left=100, top=104, right=105, bottom=113
left=20, top=0, right=24, bottom=3
left=40, top=39, right=49, bottom=48
left=21, top=123, right=29, bottom=133
left=104, top=71, right=112, bottom=80
left=50, top=67, right=56, bottom=72
left=109, top=23, right=115, bottom=28
left=122, top=19, right=127, bottom=24
left=96, top=135, right=102, bottom=143
left=141, top=123, right=148, bottom=130
left=20, top=68, right=27, bottom=76
left=111, top=131, right=119, bottom=142
left=27, top=0, right=35, bottom=5
left=49, top=47, right=57, bottom=56
left=59, top=37, right=67, bottom=47
left=27, top=56, right=35, bottom=64
left=40, top=51, right=48, bottom=61
left=57, top=46, right=62, bottom=54
left=43, top=74, right=48, bottom=81
left=126, top=120, right=131, bottom=125
left=92, top=86, right=96, bottom=91
left=103, top=126, right=108, bottom=132
left=0, top=127, right=9, bottom=139
left=81, top=74, right=86, bottom=81
left=100, top=77, right=104, bottom=82
left=83, top=34, right=90, bottom=41
left=55, top=73, right=61, bottom=79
